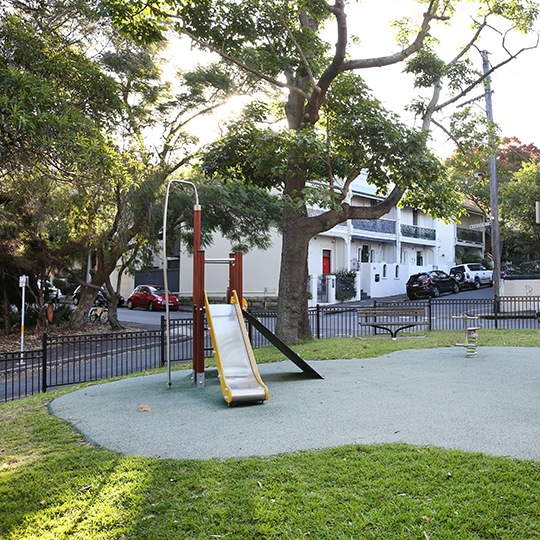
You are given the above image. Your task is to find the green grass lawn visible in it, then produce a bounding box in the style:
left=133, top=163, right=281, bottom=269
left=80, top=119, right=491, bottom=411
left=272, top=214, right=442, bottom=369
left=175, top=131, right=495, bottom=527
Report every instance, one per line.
left=1, top=330, right=540, bottom=539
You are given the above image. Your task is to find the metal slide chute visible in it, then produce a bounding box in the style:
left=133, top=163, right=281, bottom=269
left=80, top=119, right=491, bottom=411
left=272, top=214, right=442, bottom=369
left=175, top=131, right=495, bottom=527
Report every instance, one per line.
left=204, top=291, right=269, bottom=405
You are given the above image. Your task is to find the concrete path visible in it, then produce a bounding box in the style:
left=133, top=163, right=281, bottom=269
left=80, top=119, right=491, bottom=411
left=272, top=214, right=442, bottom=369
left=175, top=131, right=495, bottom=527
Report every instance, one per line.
left=49, top=347, right=540, bottom=461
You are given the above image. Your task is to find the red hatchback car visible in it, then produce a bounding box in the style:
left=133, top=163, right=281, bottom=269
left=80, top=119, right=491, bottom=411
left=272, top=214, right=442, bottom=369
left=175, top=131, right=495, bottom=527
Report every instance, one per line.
left=127, top=285, right=180, bottom=311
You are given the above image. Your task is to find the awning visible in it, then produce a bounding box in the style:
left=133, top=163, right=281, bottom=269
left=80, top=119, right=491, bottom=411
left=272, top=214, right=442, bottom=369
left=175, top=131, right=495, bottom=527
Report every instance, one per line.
left=351, top=235, right=396, bottom=245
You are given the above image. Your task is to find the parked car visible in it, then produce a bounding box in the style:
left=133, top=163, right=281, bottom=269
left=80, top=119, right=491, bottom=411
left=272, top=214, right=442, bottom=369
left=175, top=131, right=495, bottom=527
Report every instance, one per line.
left=127, top=285, right=180, bottom=311
left=37, top=280, right=63, bottom=301
left=73, top=285, right=125, bottom=307
left=514, top=261, right=540, bottom=274
left=449, top=263, right=493, bottom=289
left=406, top=270, right=460, bottom=300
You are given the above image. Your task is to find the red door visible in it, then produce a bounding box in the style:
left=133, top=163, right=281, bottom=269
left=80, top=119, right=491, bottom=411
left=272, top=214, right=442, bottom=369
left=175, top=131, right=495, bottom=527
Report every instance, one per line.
left=322, top=250, right=331, bottom=275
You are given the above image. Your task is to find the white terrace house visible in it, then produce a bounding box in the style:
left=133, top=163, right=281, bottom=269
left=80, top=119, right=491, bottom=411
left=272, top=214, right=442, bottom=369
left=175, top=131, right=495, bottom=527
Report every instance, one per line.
left=306, top=176, right=486, bottom=305
left=121, top=176, right=486, bottom=307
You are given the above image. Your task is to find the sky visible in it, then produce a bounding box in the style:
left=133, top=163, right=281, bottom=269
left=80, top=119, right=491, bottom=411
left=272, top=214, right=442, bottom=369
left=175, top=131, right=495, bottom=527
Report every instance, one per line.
left=343, top=0, right=540, bottom=158
left=167, top=0, right=540, bottom=159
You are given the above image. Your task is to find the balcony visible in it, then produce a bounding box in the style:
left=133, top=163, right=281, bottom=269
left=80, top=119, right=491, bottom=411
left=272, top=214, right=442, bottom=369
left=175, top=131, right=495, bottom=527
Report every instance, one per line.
left=457, top=227, right=483, bottom=244
left=352, top=219, right=396, bottom=234
left=400, top=224, right=436, bottom=241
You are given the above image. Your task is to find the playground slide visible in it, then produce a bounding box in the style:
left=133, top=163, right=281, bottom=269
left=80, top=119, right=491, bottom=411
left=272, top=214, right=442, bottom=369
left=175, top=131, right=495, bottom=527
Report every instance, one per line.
left=204, top=291, right=269, bottom=405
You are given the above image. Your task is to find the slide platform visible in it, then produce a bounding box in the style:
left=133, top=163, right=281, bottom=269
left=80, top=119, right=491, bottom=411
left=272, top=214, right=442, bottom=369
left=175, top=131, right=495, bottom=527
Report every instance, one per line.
left=204, top=292, right=269, bottom=405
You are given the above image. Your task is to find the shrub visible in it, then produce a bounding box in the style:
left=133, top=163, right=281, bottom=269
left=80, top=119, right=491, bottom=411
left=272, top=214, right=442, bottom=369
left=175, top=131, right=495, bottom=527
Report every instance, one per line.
left=335, top=268, right=357, bottom=302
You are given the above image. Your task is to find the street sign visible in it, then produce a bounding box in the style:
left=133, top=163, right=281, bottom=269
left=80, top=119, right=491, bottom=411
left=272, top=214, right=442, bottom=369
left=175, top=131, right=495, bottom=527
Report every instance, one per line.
left=469, top=222, right=490, bottom=229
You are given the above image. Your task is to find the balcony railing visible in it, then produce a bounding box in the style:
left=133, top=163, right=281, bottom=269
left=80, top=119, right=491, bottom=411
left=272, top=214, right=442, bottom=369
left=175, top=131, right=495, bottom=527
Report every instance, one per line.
left=352, top=219, right=396, bottom=234
left=457, top=227, right=483, bottom=244
left=400, top=224, right=436, bottom=241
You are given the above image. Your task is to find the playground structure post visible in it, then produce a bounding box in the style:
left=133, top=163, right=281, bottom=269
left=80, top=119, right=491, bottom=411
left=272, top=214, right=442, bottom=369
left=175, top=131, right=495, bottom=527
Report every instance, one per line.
left=193, top=249, right=205, bottom=387
left=229, top=252, right=243, bottom=304
left=192, top=250, right=245, bottom=388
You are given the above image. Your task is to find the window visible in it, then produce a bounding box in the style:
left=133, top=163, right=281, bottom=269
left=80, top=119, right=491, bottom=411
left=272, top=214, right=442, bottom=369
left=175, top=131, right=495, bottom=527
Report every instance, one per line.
left=382, top=264, right=387, bottom=278
left=416, top=251, right=423, bottom=266
left=361, top=245, right=370, bottom=263
left=395, top=265, right=399, bottom=278
left=413, top=209, right=419, bottom=226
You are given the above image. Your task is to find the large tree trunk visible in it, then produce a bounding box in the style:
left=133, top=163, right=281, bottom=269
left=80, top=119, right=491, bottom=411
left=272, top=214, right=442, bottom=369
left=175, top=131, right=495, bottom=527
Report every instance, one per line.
left=3, top=287, right=11, bottom=335
left=275, top=207, right=313, bottom=343
left=68, top=283, right=99, bottom=330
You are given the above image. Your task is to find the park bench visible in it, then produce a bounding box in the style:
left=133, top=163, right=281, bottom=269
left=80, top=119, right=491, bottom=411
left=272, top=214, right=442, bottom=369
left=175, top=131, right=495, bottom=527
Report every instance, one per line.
left=357, top=305, right=429, bottom=338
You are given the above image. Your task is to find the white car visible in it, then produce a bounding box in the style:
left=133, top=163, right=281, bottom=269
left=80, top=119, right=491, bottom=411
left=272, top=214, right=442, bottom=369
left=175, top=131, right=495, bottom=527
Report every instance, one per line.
left=37, top=279, right=63, bottom=300
left=449, top=264, right=493, bottom=289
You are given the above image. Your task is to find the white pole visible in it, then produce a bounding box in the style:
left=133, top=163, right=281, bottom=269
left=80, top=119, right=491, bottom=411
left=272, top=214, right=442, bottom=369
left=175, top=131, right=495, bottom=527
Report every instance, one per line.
left=163, top=180, right=199, bottom=389
left=536, top=201, right=540, bottom=224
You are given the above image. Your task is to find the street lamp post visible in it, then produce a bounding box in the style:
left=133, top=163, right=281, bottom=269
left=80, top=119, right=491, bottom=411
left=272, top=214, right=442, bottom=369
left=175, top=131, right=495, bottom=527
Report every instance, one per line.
left=162, top=180, right=200, bottom=389
left=482, top=50, right=501, bottom=296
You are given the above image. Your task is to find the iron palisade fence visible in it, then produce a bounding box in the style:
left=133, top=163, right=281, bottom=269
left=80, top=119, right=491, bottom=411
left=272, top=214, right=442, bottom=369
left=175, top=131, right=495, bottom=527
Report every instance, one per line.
left=1, top=296, right=539, bottom=402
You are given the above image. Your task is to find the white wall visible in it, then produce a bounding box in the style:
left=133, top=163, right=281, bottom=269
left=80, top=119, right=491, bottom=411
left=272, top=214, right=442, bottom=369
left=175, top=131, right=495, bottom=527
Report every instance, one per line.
left=179, top=232, right=282, bottom=298
left=437, top=221, right=457, bottom=272
left=502, top=277, right=540, bottom=297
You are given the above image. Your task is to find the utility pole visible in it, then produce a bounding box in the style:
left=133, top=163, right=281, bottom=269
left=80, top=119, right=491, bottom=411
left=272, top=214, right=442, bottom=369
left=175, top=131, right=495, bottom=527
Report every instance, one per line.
left=482, top=50, right=501, bottom=296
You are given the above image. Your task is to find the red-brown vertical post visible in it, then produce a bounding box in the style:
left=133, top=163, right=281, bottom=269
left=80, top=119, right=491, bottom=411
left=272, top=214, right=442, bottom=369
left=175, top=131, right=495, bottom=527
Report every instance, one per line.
left=229, top=251, right=243, bottom=304
left=193, top=249, right=205, bottom=387
left=192, top=205, right=204, bottom=386
left=193, top=204, right=201, bottom=253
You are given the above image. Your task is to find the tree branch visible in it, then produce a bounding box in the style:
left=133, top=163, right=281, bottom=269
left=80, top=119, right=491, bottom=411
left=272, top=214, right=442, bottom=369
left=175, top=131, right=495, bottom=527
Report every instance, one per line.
left=342, top=0, right=447, bottom=71
left=435, top=40, right=538, bottom=112
left=308, top=185, right=405, bottom=234
left=261, top=0, right=320, bottom=94
left=147, top=6, right=310, bottom=100
left=431, top=117, right=473, bottom=156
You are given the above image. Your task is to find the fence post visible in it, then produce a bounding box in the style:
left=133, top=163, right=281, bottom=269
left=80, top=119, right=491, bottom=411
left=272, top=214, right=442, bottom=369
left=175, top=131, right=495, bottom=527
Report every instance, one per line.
left=41, top=331, right=47, bottom=393
left=493, top=295, right=499, bottom=329
left=428, top=297, right=432, bottom=332
left=316, top=304, right=321, bottom=339
left=247, top=309, right=253, bottom=342
left=160, top=315, right=166, bottom=367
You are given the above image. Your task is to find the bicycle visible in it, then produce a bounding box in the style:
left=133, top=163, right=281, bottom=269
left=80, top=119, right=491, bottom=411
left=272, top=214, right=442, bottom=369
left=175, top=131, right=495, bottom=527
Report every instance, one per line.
left=88, top=301, right=109, bottom=324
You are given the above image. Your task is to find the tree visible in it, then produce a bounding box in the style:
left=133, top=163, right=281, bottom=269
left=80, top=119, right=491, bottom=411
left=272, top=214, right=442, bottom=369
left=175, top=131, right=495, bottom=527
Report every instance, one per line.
left=92, top=1, right=540, bottom=340
left=499, top=162, right=540, bottom=261
left=0, top=8, right=129, bottom=330
left=1, top=1, right=280, bottom=332
left=447, top=137, right=540, bottom=214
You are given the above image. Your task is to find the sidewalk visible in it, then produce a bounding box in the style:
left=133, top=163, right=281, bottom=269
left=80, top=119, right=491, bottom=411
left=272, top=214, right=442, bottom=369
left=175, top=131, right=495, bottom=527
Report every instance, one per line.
left=50, top=346, right=540, bottom=461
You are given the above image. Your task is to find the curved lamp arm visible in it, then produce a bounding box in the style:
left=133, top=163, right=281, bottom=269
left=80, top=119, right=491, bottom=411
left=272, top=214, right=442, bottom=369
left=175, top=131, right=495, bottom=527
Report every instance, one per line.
left=163, top=180, right=199, bottom=389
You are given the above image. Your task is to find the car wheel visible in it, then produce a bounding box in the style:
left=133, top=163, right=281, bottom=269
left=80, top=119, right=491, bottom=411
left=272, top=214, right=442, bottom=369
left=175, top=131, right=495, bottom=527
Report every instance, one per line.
left=454, top=272, right=464, bottom=283
left=453, top=282, right=460, bottom=294
left=431, top=286, right=440, bottom=298
left=127, top=299, right=134, bottom=310
left=474, top=278, right=481, bottom=290
left=148, top=301, right=155, bottom=311
left=407, top=294, right=417, bottom=301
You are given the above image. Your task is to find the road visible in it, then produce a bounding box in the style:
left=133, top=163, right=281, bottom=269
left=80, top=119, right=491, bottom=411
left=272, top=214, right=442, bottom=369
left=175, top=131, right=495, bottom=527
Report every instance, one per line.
left=117, top=286, right=496, bottom=329
left=118, top=306, right=192, bottom=330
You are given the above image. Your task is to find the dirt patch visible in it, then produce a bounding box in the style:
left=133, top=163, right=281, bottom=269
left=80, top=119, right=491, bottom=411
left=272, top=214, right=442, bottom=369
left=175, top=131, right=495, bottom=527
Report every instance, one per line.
left=0, top=324, right=143, bottom=354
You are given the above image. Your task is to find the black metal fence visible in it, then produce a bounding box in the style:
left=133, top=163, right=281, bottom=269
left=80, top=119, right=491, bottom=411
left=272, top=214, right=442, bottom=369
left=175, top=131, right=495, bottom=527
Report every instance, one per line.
left=2, top=296, right=539, bottom=402
left=312, top=296, right=540, bottom=339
